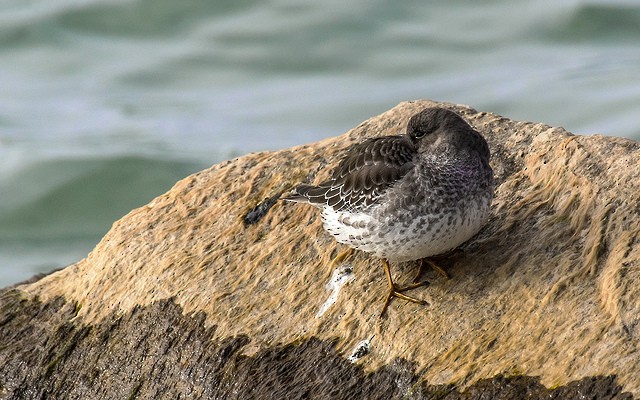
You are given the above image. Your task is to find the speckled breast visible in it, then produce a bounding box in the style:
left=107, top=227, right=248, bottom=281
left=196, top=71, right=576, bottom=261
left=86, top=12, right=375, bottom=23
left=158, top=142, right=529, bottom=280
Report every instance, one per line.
left=321, top=159, right=493, bottom=262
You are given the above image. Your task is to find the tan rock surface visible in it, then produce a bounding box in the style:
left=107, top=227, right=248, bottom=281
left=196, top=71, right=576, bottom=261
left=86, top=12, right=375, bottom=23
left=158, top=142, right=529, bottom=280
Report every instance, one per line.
left=19, top=100, right=640, bottom=394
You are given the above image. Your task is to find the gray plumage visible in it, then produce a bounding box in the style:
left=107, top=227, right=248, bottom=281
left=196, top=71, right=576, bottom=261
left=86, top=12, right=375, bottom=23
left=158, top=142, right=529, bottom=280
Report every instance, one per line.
left=283, top=107, right=493, bottom=263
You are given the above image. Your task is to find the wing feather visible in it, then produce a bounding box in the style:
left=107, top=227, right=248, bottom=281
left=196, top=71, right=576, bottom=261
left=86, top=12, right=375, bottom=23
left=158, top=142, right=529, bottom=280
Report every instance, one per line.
left=283, top=135, right=416, bottom=211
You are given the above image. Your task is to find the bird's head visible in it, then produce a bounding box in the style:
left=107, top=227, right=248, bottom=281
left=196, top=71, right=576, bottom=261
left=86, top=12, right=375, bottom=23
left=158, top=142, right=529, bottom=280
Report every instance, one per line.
left=407, top=107, right=490, bottom=162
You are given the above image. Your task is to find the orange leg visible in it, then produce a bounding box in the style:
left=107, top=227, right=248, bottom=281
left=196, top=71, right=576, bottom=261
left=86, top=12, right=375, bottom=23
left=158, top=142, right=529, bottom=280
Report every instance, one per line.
left=380, top=259, right=429, bottom=317
left=328, top=247, right=355, bottom=278
left=413, top=258, right=451, bottom=282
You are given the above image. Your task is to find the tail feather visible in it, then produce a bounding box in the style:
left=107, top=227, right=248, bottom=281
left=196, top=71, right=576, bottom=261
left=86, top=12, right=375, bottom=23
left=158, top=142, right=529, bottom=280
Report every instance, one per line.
left=281, top=184, right=328, bottom=205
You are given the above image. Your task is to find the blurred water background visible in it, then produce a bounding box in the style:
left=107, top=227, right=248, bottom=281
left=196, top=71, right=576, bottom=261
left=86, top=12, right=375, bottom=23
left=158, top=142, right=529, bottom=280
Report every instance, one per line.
left=1, top=0, right=639, bottom=287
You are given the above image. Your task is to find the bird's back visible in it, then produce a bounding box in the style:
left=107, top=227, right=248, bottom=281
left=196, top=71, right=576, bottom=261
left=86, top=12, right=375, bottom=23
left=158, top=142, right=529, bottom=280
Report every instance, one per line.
left=282, top=135, right=416, bottom=212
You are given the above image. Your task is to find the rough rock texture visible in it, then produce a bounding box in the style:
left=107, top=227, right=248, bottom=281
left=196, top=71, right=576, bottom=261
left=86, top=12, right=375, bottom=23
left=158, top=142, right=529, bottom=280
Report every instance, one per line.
left=0, top=291, right=630, bottom=399
left=1, top=100, right=639, bottom=398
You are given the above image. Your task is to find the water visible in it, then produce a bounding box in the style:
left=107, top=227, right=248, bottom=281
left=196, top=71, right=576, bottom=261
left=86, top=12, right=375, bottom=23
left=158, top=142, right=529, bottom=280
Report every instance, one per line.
left=1, top=0, right=639, bottom=287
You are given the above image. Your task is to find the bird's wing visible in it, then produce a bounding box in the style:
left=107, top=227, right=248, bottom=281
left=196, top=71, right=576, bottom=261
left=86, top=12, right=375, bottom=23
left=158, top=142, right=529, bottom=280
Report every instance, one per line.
left=283, top=135, right=416, bottom=211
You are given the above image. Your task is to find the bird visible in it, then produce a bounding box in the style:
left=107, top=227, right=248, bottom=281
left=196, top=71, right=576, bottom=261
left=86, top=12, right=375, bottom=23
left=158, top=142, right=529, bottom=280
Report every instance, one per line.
left=282, top=107, right=493, bottom=317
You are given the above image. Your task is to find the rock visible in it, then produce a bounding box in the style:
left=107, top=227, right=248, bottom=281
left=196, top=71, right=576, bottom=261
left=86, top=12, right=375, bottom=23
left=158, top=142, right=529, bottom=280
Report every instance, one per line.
left=1, top=100, right=638, bottom=399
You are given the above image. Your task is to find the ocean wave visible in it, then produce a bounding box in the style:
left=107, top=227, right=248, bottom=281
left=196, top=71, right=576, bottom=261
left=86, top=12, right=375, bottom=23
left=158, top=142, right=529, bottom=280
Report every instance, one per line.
left=0, top=154, right=204, bottom=241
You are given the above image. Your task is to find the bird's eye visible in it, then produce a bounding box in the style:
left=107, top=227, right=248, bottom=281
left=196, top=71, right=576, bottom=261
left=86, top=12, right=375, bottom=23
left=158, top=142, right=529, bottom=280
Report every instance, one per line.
left=414, top=130, right=428, bottom=139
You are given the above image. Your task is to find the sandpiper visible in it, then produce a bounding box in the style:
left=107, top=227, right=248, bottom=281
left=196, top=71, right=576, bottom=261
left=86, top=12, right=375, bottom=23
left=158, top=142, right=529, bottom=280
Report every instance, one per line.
left=283, top=107, right=493, bottom=316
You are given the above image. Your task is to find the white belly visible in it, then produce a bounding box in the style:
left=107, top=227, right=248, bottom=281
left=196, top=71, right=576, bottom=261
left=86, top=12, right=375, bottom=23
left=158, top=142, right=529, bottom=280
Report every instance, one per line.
left=321, top=196, right=491, bottom=262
